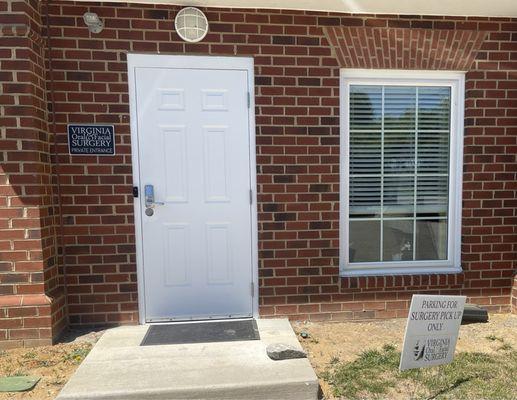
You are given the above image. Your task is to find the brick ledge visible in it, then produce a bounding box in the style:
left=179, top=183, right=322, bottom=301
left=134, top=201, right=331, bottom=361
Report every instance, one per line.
left=0, top=24, right=45, bottom=45
left=0, top=294, right=53, bottom=307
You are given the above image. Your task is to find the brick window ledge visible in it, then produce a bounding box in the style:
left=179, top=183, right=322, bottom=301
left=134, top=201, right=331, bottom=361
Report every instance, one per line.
left=341, top=271, right=465, bottom=290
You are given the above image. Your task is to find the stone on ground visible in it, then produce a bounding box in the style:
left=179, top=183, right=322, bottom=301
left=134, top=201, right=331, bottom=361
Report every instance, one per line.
left=267, top=343, right=307, bottom=360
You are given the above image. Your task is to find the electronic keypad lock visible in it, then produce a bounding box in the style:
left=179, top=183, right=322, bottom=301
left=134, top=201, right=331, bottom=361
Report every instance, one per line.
left=144, top=184, right=164, bottom=208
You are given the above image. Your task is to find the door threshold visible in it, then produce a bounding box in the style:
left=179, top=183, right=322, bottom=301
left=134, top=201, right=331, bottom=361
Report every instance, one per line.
left=146, top=316, right=255, bottom=325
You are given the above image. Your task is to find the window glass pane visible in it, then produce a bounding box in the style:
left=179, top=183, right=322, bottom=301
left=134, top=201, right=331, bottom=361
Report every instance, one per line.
left=350, top=86, right=382, bottom=130
left=349, top=220, right=380, bottom=262
left=417, top=87, right=450, bottom=131
left=384, top=86, right=416, bottom=130
left=417, top=129, right=449, bottom=174
left=384, top=130, right=415, bottom=174
left=383, top=220, right=414, bottom=261
left=383, top=175, right=415, bottom=217
left=416, top=219, right=448, bottom=260
left=350, top=176, right=381, bottom=218
left=417, top=175, right=448, bottom=217
left=350, top=130, right=381, bottom=175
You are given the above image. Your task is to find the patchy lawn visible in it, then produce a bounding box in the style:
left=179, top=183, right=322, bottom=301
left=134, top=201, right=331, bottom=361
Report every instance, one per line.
left=0, top=330, right=102, bottom=399
left=294, top=313, right=517, bottom=399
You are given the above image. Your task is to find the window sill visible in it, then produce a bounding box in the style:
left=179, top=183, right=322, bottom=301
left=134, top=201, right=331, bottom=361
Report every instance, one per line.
left=340, top=265, right=463, bottom=277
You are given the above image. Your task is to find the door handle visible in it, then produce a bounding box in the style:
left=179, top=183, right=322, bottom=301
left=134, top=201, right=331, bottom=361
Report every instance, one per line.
left=144, top=184, right=165, bottom=208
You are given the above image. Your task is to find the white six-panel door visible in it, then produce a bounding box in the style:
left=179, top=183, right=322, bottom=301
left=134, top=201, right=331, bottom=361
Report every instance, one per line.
left=128, top=55, right=256, bottom=322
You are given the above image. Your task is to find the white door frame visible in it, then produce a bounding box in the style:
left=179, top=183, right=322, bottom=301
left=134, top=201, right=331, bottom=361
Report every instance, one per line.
left=127, top=54, right=258, bottom=324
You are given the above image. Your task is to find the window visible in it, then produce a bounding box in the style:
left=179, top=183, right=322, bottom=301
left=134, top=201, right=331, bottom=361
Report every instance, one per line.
left=340, top=70, right=464, bottom=276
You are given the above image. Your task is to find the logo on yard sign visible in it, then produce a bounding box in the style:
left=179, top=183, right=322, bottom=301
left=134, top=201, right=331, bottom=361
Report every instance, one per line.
left=413, top=340, right=425, bottom=361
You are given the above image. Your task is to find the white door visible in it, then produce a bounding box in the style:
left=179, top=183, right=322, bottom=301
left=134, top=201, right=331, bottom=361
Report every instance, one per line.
left=131, top=56, right=255, bottom=322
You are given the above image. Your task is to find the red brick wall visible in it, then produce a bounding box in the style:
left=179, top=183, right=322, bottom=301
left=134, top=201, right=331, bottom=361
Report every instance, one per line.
left=36, top=2, right=517, bottom=325
left=512, top=276, right=517, bottom=313
left=0, top=0, right=66, bottom=348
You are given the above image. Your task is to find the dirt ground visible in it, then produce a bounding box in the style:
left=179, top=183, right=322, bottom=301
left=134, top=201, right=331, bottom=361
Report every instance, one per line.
left=293, top=313, right=517, bottom=399
left=1, top=315, right=515, bottom=399
left=0, top=330, right=103, bottom=400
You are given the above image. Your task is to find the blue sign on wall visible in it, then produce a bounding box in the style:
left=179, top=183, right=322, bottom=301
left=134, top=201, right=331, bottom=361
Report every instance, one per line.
left=67, top=124, right=115, bottom=155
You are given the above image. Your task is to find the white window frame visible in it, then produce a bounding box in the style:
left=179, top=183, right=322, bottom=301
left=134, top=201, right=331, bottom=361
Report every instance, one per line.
left=340, top=69, right=465, bottom=277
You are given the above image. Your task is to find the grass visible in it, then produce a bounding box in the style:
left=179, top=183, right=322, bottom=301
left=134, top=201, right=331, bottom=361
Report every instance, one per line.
left=63, top=346, right=91, bottom=365
left=323, top=343, right=517, bottom=399
left=22, top=350, right=37, bottom=360
left=485, top=335, right=504, bottom=342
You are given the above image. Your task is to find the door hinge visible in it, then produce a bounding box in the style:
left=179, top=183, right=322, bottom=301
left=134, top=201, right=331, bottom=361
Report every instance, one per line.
left=250, top=282, right=254, bottom=297
left=249, top=189, right=253, bottom=205
left=247, top=92, right=251, bottom=108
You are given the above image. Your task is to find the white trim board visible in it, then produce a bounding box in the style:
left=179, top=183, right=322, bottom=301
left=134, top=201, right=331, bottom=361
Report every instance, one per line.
left=127, top=54, right=258, bottom=324
left=63, top=0, right=517, bottom=18
left=339, top=69, right=465, bottom=277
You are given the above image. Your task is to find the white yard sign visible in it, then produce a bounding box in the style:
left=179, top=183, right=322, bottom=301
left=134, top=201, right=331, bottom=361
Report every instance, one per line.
left=400, top=294, right=466, bottom=371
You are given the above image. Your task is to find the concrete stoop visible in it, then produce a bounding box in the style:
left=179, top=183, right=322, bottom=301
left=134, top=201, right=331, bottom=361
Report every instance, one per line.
left=57, top=319, right=319, bottom=400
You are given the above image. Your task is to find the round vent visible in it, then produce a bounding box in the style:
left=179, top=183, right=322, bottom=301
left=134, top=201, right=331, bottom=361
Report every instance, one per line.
left=174, top=7, right=209, bottom=43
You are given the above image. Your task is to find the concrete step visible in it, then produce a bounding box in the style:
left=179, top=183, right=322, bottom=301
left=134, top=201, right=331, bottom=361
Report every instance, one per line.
left=57, top=319, right=319, bottom=400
